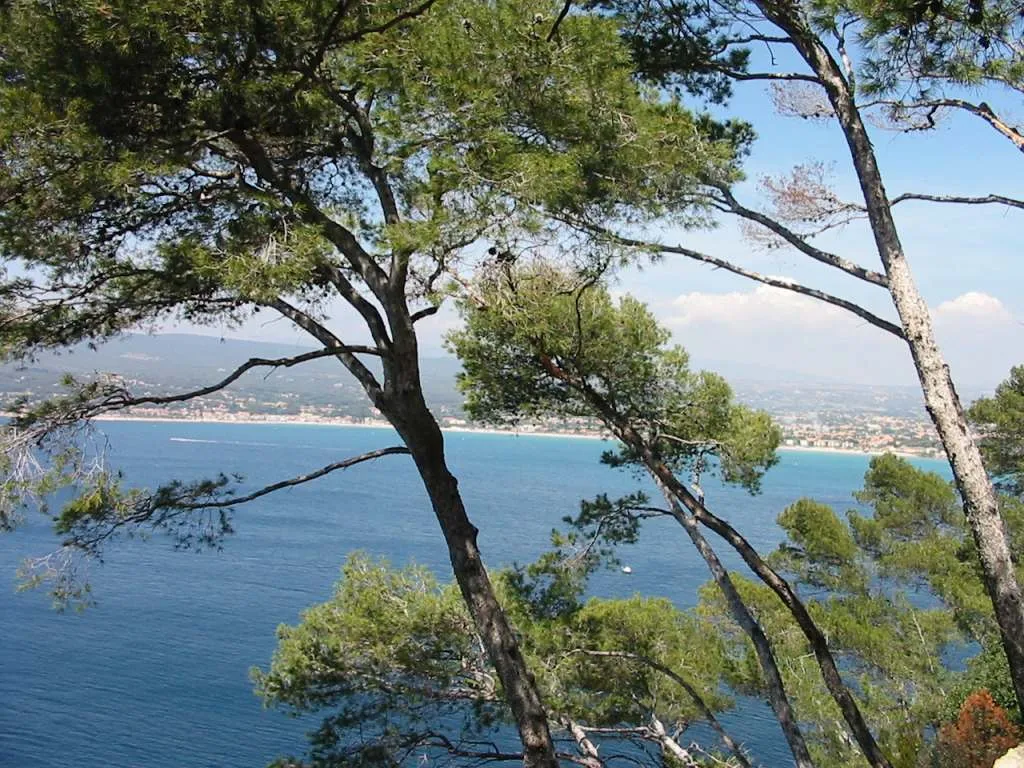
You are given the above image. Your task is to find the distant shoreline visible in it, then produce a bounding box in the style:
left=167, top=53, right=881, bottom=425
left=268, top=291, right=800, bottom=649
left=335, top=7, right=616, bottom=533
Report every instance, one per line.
left=87, top=413, right=941, bottom=459
left=777, top=443, right=937, bottom=460
left=91, top=413, right=609, bottom=441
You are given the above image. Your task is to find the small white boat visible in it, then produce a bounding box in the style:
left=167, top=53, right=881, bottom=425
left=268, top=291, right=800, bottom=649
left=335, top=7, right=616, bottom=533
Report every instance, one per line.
left=621, top=566, right=633, bottom=574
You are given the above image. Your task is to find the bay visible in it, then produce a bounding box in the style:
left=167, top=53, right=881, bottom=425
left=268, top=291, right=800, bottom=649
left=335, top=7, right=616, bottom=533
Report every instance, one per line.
left=0, top=421, right=949, bottom=767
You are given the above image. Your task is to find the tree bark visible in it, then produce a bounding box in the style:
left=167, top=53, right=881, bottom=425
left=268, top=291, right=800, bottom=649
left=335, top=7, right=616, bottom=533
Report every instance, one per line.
left=544, top=355, right=889, bottom=767
left=755, top=0, right=1024, bottom=715
left=536, top=356, right=815, bottom=767
left=655, top=464, right=890, bottom=768
left=650, top=715, right=701, bottom=768
left=562, top=717, right=605, bottom=768
left=653, top=479, right=817, bottom=768
left=381, top=330, right=558, bottom=768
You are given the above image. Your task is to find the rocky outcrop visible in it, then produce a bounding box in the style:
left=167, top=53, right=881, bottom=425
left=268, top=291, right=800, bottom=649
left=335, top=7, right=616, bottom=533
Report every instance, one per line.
left=995, top=745, right=1024, bottom=767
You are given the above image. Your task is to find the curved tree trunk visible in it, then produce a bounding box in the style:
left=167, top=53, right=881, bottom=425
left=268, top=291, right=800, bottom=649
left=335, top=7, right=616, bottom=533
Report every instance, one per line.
left=381, top=324, right=558, bottom=768
left=548, top=357, right=890, bottom=767
left=653, top=478, right=817, bottom=768
left=756, top=0, right=1024, bottom=714
left=536, top=356, right=816, bottom=766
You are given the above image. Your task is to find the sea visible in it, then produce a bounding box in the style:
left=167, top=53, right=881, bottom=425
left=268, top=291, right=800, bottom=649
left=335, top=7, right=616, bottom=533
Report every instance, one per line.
left=0, top=421, right=950, bottom=768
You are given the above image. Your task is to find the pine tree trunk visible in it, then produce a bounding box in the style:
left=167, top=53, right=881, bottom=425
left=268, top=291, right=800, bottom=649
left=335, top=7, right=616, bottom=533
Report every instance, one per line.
left=757, top=0, right=1024, bottom=713
left=653, top=479, right=816, bottom=768
left=380, top=330, right=558, bottom=768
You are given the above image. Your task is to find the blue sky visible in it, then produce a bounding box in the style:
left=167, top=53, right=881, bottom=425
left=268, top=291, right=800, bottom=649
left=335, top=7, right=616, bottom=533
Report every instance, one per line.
left=178, top=45, right=1023, bottom=391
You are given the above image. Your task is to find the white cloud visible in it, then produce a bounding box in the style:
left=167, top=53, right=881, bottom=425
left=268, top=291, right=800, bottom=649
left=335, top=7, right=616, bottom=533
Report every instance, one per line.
left=668, top=284, right=850, bottom=331
left=659, top=287, right=1021, bottom=389
left=933, top=291, right=1013, bottom=324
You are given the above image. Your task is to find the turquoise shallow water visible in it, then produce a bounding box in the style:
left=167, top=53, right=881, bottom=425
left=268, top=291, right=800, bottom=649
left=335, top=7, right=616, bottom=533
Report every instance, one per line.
left=0, top=422, right=948, bottom=767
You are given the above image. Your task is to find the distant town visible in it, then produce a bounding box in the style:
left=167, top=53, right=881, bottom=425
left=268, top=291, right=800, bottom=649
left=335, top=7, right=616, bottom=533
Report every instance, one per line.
left=80, top=401, right=943, bottom=458
left=0, top=334, right=962, bottom=458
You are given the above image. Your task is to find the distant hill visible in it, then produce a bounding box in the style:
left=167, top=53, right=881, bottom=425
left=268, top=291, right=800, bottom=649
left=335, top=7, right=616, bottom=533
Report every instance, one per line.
left=0, top=332, right=983, bottom=420
left=0, top=333, right=465, bottom=417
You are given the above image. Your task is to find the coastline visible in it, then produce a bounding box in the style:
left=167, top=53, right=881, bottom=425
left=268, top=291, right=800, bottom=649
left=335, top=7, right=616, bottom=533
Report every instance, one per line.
left=776, top=444, right=936, bottom=460
left=88, top=413, right=940, bottom=458
left=91, top=413, right=610, bottom=441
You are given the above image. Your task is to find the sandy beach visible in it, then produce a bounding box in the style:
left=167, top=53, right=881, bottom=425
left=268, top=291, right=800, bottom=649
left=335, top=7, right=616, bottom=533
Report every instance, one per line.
left=91, top=413, right=611, bottom=441
left=777, top=443, right=938, bottom=460
left=81, top=413, right=945, bottom=458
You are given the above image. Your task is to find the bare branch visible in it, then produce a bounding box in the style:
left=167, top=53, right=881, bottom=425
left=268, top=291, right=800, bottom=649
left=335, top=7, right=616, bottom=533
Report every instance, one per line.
left=334, top=0, right=439, bottom=43
left=834, top=23, right=856, bottom=94
left=590, top=228, right=905, bottom=339
left=64, top=447, right=411, bottom=557
left=316, top=263, right=394, bottom=350
left=710, top=181, right=886, bottom=286
left=419, top=731, right=599, bottom=767
left=559, top=717, right=604, bottom=768
left=727, top=33, right=792, bottom=46
left=862, top=98, right=1024, bottom=153
left=718, top=69, right=820, bottom=83
left=770, top=81, right=834, bottom=120
left=270, top=298, right=385, bottom=397
left=86, top=347, right=379, bottom=416
left=179, top=447, right=410, bottom=509
left=569, top=650, right=752, bottom=768
left=547, top=0, right=573, bottom=41
left=890, top=192, right=1024, bottom=211
left=649, top=715, right=701, bottom=768
left=410, top=304, right=441, bottom=323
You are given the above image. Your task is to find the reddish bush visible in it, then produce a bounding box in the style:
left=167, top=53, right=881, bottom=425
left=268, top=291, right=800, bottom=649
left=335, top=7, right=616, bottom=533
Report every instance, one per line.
left=935, top=690, right=1022, bottom=768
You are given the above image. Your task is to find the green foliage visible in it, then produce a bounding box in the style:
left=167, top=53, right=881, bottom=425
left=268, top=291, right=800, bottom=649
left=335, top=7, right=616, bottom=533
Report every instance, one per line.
left=700, top=453, right=1024, bottom=766
left=448, top=264, right=780, bottom=494
left=501, top=492, right=650, bottom=620
left=256, top=550, right=737, bottom=767
left=0, top=0, right=744, bottom=359
left=253, top=454, right=1024, bottom=766
left=969, top=365, right=1024, bottom=498
left=773, top=499, right=862, bottom=590
left=537, top=595, right=735, bottom=727
left=816, top=0, right=1024, bottom=97
left=584, top=0, right=751, bottom=103
left=853, top=453, right=962, bottom=539
left=254, top=553, right=503, bottom=767
left=1, top=0, right=750, bottom=605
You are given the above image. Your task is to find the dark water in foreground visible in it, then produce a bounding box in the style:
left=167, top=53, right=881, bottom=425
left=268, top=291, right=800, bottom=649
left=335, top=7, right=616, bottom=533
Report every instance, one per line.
left=0, top=422, right=948, bottom=767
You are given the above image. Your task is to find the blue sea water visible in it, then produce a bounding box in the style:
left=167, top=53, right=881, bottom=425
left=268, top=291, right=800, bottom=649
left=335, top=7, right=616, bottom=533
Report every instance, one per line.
left=0, top=422, right=949, bottom=768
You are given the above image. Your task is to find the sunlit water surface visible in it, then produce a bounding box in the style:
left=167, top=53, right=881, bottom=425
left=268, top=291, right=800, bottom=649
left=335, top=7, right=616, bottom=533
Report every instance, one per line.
left=0, top=422, right=948, bottom=767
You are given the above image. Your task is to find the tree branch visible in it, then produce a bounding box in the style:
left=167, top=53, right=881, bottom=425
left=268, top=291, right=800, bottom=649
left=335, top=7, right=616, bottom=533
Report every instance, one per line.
left=727, top=34, right=793, bottom=46
left=569, top=650, right=752, bottom=768
left=269, top=298, right=384, bottom=398
left=890, top=192, right=1024, bottom=211
left=718, top=68, right=820, bottom=83
left=559, top=717, right=604, bottom=768
left=180, top=447, right=410, bottom=509
left=863, top=97, right=1024, bottom=154
left=648, top=715, right=700, bottom=768
left=593, top=229, right=905, bottom=339
left=537, top=354, right=893, bottom=768
left=90, top=347, right=379, bottom=415
left=709, top=184, right=887, bottom=286
left=226, top=130, right=391, bottom=298
left=316, top=262, right=394, bottom=349
left=326, top=90, right=410, bottom=292
left=547, top=1, right=573, bottom=41
left=410, top=304, right=441, bottom=323
left=334, top=0, right=439, bottom=43
left=58, top=446, right=411, bottom=561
